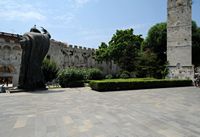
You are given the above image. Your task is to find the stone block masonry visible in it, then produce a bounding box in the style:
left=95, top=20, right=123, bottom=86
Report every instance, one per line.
left=0, top=32, right=22, bottom=87
left=48, top=39, right=119, bottom=74
left=167, top=0, right=194, bottom=79
left=0, top=33, right=119, bottom=87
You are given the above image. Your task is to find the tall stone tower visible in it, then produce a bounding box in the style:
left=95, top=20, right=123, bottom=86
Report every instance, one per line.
left=167, top=0, right=193, bottom=79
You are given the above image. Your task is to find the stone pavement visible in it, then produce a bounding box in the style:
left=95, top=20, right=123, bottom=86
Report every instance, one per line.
left=0, top=87, right=200, bottom=137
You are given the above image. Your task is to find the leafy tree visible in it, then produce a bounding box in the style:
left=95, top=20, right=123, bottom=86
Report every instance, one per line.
left=192, top=21, right=200, bottom=67
left=143, top=22, right=167, bottom=65
left=136, top=50, right=157, bottom=78
left=136, top=50, right=168, bottom=78
left=95, top=42, right=110, bottom=63
left=141, top=23, right=167, bottom=78
left=41, top=58, right=59, bottom=83
left=109, top=29, right=143, bottom=71
left=95, top=29, right=143, bottom=72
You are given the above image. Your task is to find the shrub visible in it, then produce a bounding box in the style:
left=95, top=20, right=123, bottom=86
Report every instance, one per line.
left=41, top=58, right=59, bottom=83
left=119, top=71, right=130, bottom=79
left=85, top=68, right=103, bottom=80
left=89, top=78, right=192, bottom=91
left=57, top=68, right=84, bottom=88
left=105, top=74, right=113, bottom=79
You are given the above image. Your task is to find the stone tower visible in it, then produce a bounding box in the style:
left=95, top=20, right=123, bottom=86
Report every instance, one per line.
left=167, top=0, right=193, bottom=79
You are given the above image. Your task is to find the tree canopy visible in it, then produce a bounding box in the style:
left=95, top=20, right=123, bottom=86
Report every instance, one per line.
left=95, top=28, right=143, bottom=72
left=192, top=21, right=200, bottom=67
left=142, top=22, right=167, bottom=65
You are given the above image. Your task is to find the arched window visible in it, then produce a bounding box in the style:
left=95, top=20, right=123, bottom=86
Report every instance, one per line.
left=3, top=45, right=11, bottom=50
left=13, top=46, right=21, bottom=50
left=84, top=57, right=88, bottom=63
left=75, top=55, right=79, bottom=64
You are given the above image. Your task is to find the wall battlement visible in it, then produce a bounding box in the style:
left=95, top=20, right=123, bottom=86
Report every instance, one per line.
left=0, top=31, right=119, bottom=86
left=50, top=39, right=95, bottom=51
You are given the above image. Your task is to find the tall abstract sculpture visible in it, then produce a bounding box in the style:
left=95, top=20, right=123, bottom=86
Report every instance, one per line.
left=167, top=0, right=194, bottom=79
left=18, top=26, right=51, bottom=90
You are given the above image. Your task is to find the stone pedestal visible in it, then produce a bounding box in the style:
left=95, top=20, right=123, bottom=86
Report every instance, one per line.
left=167, top=65, right=194, bottom=80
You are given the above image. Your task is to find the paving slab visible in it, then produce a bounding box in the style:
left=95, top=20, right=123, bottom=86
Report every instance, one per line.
left=0, top=87, right=200, bottom=137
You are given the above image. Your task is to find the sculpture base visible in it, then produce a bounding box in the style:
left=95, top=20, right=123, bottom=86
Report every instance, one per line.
left=167, top=65, right=194, bottom=80
left=7, top=87, right=48, bottom=93
left=18, top=84, right=47, bottom=91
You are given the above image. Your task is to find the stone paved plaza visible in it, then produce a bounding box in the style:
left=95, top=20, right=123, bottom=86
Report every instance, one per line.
left=0, top=87, right=200, bottom=137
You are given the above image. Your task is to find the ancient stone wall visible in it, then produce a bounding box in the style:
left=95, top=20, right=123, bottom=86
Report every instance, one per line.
left=0, top=32, right=22, bottom=86
left=167, top=0, right=194, bottom=79
left=48, top=39, right=119, bottom=75
left=0, top=32, right=119, bottom=86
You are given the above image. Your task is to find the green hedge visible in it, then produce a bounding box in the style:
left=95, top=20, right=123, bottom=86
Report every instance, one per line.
left=57, top=68, right=103, bottom=88
left=57, top=68, right=84, bottom=88
left=89, top=78, right=193, bottom=91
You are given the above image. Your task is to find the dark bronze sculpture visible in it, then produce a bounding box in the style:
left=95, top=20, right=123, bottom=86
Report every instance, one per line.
left=18, top=26, right=51, bottom=90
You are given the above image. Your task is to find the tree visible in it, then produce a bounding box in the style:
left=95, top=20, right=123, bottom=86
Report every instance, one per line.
left=136, top=50, right=168, bottom=78
left=141, top=23, right=167, bottom=78
left=192, top=21, right=200, bottom=67
left=143, top=22, right=167, bottom=65
left=95, top=42, right=110, bottom=63
left=95, top=29, right=143, bottom=72
left=41, top=58, right=59, bottom=83
left=108, top=29, right=143, bottom=72
left=136, top=50, right=157, bottom=78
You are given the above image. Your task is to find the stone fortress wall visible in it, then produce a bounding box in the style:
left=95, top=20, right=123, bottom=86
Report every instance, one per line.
left=48, top=39, right=119, bottom=74
left=0, top=32, right=22, bottom=86
left=0, top=32, right=119, bottom=86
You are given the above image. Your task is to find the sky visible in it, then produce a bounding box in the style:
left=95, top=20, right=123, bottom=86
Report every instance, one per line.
left=0, top=0, right=200, bottom=48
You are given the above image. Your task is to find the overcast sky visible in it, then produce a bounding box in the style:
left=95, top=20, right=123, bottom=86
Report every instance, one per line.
left=0, top=0, right=199, bottom=48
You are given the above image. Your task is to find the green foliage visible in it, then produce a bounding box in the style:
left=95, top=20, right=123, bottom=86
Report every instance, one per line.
left=142, top=23, right=167, bottom=78
left=84, top=68, right=103, bottom=80
left=109, top=29, right=143, bottom=72
left=136, top=50, right=168, bottom=78
left=143, top=22, right=167, bottom=65
left=119, top=71, right=130, bottom=79
left=41, top=58, right=59, bottom=83
left=105, top=74, right=113, bottom=79
left=57, top=68, right=84, bottom=88
left=95, top=28, right=143, bottom=72
left=95, top=42, right=110, bottom=63
left=57, top=68, right=103, bottom=88
left=136, top=50, right=157, bottom=78
left=192, top=21, right=200, bottom=67
left=89, top=79, right=192, bottom=91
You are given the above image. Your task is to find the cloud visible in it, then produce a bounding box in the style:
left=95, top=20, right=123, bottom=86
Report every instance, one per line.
left=0, top=11, right=45, bottom=21
left=69, top=0, right=98, bottom=9
left=74, top=0, right=90, bottom=7
left=53, top=13, right=75, bottom=24
left=0, top=0, right=46, bottom=21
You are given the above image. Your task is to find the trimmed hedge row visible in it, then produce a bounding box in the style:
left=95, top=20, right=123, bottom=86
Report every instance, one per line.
left=89, top=79, right=193, bottom=91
